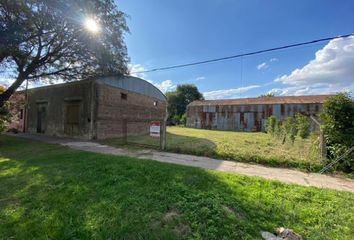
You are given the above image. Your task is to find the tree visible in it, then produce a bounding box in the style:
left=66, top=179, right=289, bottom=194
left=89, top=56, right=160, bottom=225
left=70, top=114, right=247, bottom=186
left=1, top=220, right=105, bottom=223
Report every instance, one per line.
left=320, top=93, right=354, bottom=172
left=0, top=0, right=129, bottom=107
left=166, top=84, right=203, bottom=124
left=259, top=93, right=275, bottom=98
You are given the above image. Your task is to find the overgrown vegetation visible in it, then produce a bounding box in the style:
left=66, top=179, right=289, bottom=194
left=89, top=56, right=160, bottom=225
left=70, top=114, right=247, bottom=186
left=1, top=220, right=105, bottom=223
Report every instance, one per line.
left=1, top=135, right=353, bottom=239
left=266, top=113, right=311, bottom=144
left=103, top=126, right=321, bottom=171
left=296, top=113, right=311, bottom=139
left=320, top=93, right=354, bottom=173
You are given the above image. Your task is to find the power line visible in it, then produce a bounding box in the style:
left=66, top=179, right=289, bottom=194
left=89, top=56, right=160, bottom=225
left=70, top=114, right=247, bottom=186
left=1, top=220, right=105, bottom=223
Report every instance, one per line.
left=131, top=33, right=354, bottom=74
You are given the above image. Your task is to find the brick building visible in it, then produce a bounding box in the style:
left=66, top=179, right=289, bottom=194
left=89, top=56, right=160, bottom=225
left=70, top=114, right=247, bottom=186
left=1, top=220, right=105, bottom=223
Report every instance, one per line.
left=13, top=76, right=167, bottom=139
left=186, top=95, right=332, bottom=132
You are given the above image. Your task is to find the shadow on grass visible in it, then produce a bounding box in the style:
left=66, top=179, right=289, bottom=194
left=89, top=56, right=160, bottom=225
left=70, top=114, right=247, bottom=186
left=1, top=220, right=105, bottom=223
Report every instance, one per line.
left=0, top=136, right=353, bottom=239
left=100, top=132, right=218, bottom=157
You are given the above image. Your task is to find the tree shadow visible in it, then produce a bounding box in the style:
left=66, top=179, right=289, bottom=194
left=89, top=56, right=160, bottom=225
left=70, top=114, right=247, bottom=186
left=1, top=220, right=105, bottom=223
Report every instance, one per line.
left=0, top=135, right=353, bottom=239
left=100, top=132, right=218, bottom=158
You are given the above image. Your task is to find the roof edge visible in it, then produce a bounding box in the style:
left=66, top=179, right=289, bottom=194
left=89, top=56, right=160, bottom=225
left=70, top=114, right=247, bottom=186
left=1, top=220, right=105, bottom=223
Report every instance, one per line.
left=189, top=94, right=335, bottom=106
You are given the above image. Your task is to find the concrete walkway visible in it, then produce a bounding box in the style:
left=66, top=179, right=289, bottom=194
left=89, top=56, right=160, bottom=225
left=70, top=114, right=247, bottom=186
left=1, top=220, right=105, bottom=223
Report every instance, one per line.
left=10, top=133, right=354, bottom=193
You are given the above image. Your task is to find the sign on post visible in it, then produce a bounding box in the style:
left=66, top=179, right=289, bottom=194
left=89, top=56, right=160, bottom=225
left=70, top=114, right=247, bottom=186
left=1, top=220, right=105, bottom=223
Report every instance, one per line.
left=150, top=121, right=160, bottom=138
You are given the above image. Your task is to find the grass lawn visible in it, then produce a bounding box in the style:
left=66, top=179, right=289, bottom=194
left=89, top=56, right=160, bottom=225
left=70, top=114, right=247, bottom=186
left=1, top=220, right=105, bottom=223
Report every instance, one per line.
left=102, top=126, right=322, bottom=171
left=1, top=135, right=354, bottom=239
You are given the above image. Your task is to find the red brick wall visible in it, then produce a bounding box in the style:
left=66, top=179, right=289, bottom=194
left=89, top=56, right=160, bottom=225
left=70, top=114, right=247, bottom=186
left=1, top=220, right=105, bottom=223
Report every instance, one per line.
left=96, top=83, right=166, bottom=139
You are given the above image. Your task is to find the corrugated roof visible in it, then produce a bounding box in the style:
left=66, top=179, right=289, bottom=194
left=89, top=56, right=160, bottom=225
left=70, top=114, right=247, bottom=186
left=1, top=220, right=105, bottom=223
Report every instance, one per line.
left=189, top=95, right=334, bottom=106
left=97, top=76, right=166, bottom=101
left=22, top=75, right=167, bottom=101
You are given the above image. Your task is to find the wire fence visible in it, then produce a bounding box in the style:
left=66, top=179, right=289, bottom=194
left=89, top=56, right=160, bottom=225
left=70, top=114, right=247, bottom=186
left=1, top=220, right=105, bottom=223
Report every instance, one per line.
left=108, top=119, right=166, bottom=150
left=319, top=146, right=354, bottom=174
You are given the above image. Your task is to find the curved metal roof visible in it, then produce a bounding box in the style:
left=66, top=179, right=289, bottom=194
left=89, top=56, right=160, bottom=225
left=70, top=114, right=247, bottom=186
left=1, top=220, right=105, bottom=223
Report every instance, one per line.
left=97, top=76, right=166, bottom=101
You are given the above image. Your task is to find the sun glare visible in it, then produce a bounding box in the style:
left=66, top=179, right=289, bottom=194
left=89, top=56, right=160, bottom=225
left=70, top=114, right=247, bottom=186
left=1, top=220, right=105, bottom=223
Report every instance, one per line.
left=84, top=18, right=100, bottom=34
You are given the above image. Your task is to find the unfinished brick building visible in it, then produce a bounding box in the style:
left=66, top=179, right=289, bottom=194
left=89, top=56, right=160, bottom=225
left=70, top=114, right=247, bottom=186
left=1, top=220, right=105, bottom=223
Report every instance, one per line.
left=14, top=76, right=167, bottom=139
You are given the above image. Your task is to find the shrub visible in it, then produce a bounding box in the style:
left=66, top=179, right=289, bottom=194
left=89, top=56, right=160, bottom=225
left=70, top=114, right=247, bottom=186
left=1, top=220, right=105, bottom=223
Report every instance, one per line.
left=320, top=93, right=354, bottom=172
left=283, top=117, right=297, bottom=144
left=274, top=119, right=283, bottom=139
left=266, top=116, right=276, bottom=134
left=180, top=113, right=187, bottom=126
left=296, top=113, right=310, bottom=139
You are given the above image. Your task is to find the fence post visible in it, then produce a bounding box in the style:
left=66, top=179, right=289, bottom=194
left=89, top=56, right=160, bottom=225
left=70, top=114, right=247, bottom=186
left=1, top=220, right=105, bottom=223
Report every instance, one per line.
left=319, top=131, right=327, bottom=161
left=310, top=115, right=327, bottom=161
left=160, top=120, right=167, bottom=150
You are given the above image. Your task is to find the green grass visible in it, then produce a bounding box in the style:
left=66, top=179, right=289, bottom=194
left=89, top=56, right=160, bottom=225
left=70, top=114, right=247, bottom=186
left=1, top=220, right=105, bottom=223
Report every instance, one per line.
left=102, top=126, right=322, bottom=171
left=1, top=135, right=353, bottom=239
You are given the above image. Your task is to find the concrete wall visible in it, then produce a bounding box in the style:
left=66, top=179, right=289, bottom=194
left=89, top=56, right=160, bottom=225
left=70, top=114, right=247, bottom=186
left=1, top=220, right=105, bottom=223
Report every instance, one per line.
left=186, top=103, right=322, bottom=132
left=96, top=83, right=166, bottom=139
left=26, top=80, right=93, bottom=139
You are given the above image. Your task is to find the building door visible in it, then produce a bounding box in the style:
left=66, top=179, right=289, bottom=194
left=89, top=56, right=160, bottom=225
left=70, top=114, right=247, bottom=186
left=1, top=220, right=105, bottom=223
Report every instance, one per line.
left=64, top=103, right=80, bottom=136
left=36, top=105, right=47, bottom=133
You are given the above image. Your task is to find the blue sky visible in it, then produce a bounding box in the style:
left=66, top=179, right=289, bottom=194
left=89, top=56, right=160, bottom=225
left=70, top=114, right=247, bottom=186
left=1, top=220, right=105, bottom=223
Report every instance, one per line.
left=118, top=0, right=354, bottom=99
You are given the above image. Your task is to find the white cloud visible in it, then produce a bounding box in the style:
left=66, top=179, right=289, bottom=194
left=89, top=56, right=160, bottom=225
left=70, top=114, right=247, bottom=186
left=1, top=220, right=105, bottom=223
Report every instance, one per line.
left=203, top=85, right=260, bottom=100
left=257, top=62, right=268, bottom=70
left=0, top=77, right=12, bottom=87
left=195, top=76, right=205, bottom=81
left=128, top=63, right=176, bottom=93
left=273, top=36, right=354, bottom=95
left=128, top=63, right=147, bottom=79
left=257, top=58, right=278, bottom=71
left=148, top=79, right=175, bottom=93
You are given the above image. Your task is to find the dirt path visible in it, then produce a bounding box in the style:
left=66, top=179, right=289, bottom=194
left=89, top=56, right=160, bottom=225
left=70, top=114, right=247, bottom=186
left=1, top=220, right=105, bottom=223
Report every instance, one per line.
left=11, top=133, right=354, bottom=193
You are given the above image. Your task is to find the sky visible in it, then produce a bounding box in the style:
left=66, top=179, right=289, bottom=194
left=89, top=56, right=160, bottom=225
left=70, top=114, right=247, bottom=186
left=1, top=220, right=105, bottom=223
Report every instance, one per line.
left=118, top=0, right=354, bottom=99
left=1, top=1, right=354, bottom=99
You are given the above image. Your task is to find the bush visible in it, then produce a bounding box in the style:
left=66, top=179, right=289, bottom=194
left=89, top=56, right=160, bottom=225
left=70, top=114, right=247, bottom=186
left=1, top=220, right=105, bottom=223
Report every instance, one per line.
left=274, top=119, right=283, bottom=139
left=265, top=116, right=276, bottom=134
left=266, top=115, right=309, bottom=145
left=180, top=113, right=187, bottom=126
left=320, top=93, right=354, bottom=172
left=283, top=117, right=297, bottom=144
left=296, top=113, right=310, bottom=139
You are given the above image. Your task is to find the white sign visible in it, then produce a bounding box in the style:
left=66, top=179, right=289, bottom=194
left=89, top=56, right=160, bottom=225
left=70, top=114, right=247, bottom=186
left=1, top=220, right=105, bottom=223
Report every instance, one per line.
left=150, top=121, right=160, bottom=138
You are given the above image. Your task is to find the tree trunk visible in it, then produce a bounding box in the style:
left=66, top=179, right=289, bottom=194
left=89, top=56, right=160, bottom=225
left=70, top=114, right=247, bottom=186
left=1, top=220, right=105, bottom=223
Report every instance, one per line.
left=0, top=74, right=25, bottom=108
